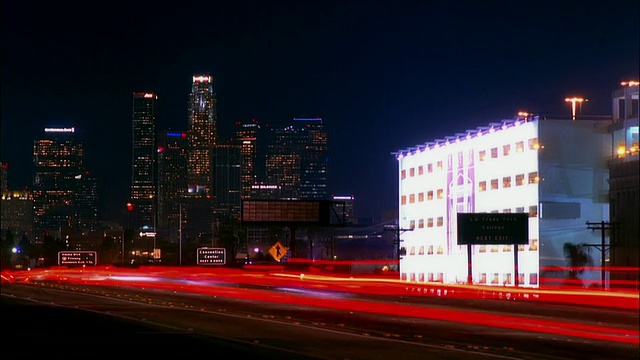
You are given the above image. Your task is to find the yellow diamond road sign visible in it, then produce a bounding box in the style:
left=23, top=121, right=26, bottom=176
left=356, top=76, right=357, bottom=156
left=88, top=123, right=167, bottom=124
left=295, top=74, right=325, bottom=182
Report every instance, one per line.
left=269, top=241, right=287, bottom=262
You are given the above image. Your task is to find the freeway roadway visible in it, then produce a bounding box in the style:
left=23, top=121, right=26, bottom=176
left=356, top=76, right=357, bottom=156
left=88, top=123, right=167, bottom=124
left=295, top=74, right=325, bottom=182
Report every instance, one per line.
left=1, top=268, right=638, bottom=359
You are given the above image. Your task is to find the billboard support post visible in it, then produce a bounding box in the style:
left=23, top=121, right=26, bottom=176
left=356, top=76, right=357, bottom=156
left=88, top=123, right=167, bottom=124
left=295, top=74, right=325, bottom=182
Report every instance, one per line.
left=457, top=213, right=529, bottom=287
left=467, top=244, right=472, bottom=284
left=514, top=245, right=519, bottom=287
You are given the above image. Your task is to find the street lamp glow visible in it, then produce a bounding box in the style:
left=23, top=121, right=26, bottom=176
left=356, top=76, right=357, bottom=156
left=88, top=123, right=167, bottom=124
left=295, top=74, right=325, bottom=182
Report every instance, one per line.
left=564, top=97, right=587, bottom=121
left=620, top=81, right=639, bottom=87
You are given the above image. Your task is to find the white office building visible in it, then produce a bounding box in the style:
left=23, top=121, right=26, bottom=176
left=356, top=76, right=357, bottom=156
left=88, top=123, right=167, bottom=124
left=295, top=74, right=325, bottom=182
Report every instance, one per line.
left=395, top=116, right=610, bottom=288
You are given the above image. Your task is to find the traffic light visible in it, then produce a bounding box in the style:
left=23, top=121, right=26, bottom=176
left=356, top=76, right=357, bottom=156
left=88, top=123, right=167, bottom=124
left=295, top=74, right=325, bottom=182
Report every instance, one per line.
left=126, top=202, right=134, bottom=212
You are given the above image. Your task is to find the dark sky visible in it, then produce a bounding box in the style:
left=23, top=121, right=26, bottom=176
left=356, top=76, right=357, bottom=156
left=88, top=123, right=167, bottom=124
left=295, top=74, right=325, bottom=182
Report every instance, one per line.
left=1, top=0, right=639, bottom=222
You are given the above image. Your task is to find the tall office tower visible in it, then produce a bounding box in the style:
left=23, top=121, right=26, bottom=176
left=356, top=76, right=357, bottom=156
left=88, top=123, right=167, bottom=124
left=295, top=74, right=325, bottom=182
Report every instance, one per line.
left=187, top=74, right=217, bottom=196
left=213, top=143, right=242, bottom=219
left=297, top=117, right=328, bottom=199
left=130, top=92, right=158, bottom=231
left=33, top=127, right=84, bottom=239
left=265, top=117, right=328, bottom=200
left=157, top=131, right=188, bottom=236
left=0, top=162, right=7, bottom=192
left=234, top=119, right=261, bottom=198
left=75, top=171, right=99, bottom=233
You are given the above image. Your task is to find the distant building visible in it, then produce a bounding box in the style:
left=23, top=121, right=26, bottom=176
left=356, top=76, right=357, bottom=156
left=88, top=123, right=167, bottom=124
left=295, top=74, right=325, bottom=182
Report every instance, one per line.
left=213, top=143, right=242, bottom=219
left=130, top=92, right=158, bottom=230
left=234, top=119, right=262, bottom=199
left=248, top=183, right=282, bottom=199
left=297, top=118, right=328, bottom=200
left=76, top=171, right=99, bottom=233
left=331, top=194, right=355, bottom=224
left=32, top=126, right=87, bottom=239
left=1, top=189, right=34, bottom=239
left=395, top=116, right=610, bottom=288
left=609, top=82, right=639, bottom=287
left=0, top=162, right=7, bottom=192
left=265, top=118, right=328, bottom=200
left=157, top=131, right=188, bottom=239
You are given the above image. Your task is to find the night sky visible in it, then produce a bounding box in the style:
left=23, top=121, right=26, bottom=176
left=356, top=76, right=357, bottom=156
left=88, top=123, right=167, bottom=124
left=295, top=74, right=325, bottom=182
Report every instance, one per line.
left=2, top=0, right=638, bottom=222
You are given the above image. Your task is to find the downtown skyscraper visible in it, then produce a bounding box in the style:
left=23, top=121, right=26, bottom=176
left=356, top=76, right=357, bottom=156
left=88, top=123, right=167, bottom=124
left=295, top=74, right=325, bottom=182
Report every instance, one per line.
left=130, top=92, right=158, bottom=230
left=180, top=74, right=218, bottom=241
left=187, top=74, right=217, bottom=195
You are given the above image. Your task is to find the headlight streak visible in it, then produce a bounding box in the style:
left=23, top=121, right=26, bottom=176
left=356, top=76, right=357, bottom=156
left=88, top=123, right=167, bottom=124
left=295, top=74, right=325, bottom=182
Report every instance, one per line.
left=2, top=265, right=639, bottom=346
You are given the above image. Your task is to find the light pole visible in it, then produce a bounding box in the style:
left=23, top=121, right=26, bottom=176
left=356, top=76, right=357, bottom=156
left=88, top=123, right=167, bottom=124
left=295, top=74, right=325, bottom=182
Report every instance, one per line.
left=179, top=203, right=183, bottom=266
left=584, top=221, right=617, bottom=289
left=125, top=202, right=133, bottom=264
left=383, top=224, right=413, bottom=267
left=150, top=194, right=157, bottom=263
left=121, top=228, right=125, bottom=265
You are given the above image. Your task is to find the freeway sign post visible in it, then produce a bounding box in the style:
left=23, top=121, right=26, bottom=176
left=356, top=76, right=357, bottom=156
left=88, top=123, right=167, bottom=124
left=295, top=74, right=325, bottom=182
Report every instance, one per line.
left=197, top=247, right=226, bottom=265
left=457, top=213, right=529, bottom=286
left=268, top=241, right=288, bottom=262
left=58, top=251, right=97, bottom=266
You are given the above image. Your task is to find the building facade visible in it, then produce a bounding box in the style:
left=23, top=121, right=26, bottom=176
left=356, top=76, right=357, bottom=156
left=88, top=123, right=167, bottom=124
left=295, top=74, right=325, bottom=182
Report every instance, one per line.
left=395, top=116, right=610, bottom=288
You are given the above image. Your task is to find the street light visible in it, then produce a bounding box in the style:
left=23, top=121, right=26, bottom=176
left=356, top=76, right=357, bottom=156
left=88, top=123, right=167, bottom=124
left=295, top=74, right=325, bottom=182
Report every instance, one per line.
left=620, top=81, right=639, bottom=87
left=565, top=97, right=587, bottom=121
left=124, top=202, right=133, bottom=264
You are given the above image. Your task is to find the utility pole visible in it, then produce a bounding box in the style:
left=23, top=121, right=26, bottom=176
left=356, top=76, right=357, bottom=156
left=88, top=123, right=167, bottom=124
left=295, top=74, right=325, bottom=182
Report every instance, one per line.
left=383, top=224, right=413, bottom=267
left=584, top=221, right=616, bottom=288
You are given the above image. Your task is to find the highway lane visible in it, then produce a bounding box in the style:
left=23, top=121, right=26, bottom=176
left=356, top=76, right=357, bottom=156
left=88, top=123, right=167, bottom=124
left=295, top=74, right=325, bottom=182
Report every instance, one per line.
left=2, top=282, right=638, bottom=359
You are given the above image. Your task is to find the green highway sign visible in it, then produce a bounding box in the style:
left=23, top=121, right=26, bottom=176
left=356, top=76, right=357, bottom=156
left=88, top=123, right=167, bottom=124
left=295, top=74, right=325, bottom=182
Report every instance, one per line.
left=457, top=213, right=529, bottom=245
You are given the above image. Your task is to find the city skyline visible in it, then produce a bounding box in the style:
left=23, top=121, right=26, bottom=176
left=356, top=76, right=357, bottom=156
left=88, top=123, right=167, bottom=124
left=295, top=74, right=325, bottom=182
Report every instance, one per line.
left=2, top=0, right=639, bottom=222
